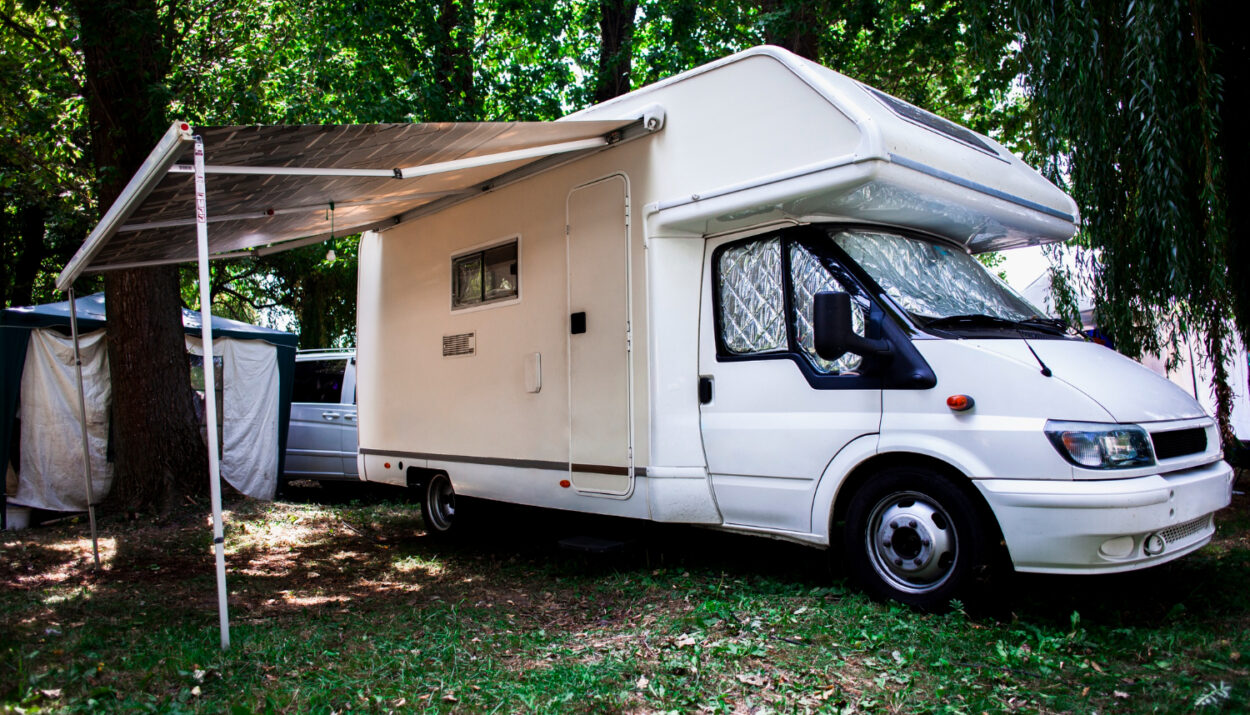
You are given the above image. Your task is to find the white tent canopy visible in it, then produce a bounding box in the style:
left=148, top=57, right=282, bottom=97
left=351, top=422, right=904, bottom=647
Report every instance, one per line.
left=55, top=113, right=662, bottom=651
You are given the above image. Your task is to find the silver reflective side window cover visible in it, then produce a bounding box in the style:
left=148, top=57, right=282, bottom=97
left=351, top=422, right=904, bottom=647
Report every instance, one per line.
left=789, top=242, right=864, bottom=374
left=718, top=237, right=786, bottom=354
left=833, top=229, right=1042, bottom=322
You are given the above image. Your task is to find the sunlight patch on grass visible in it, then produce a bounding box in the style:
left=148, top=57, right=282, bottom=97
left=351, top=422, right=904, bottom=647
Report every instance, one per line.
left=282, top=593, right=350, bottom=607
left=390, top=554, right=444, bottom=576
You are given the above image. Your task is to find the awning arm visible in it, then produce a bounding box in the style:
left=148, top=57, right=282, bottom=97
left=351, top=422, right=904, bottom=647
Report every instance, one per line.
left=394, top=136, right=610, bottom=179
left=169, top=164, right=395, bottom=178
left=163, top=135, right=613, bottom=182
left=67, top=287, right=101, bottom=569
left=117, top=189, right=466, bottom=233
left=56, top=122, right=195, bottom=292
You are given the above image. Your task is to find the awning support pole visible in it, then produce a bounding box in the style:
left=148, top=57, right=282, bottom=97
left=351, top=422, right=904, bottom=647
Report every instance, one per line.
left=67, top=287, right=100, bottom=569
left=194, top=134, right=230, bottom=651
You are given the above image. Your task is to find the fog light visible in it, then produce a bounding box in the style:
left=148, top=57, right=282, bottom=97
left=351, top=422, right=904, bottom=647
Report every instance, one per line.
left=1144, top=533, right=1166, bottom=555
left=1099, top=536, right=1135, bottom=559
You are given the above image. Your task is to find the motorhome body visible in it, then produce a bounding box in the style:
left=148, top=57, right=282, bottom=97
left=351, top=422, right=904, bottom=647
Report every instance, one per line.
left=355, top=47, right=1234, bottom=606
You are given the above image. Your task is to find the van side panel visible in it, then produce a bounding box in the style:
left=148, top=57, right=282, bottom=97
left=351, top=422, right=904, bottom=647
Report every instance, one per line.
left=357, top=147, right=655, bottom=515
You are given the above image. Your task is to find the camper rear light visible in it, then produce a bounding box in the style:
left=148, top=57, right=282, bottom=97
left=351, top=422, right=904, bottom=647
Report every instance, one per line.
left=1044, top=421, right=1155, bottom=469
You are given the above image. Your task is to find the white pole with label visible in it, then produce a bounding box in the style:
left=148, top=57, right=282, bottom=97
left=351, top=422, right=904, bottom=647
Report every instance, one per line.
left=194, top=134, right=230, bottom=651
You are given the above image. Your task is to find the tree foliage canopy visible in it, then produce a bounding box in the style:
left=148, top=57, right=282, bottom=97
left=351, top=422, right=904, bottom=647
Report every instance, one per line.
left=3, top=0, right=1021, bottom=346
left=1009, top=0, right=1244, bottom=440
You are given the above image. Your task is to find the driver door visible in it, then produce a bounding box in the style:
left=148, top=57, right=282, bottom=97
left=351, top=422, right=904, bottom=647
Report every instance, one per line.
left=698, top=230, right=882, bottom=533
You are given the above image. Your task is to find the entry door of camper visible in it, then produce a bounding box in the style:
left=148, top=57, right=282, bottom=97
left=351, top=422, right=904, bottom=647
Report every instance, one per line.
left=698, top=232, right=883, bottom=533
left=566, top=175, right=633, bottom=495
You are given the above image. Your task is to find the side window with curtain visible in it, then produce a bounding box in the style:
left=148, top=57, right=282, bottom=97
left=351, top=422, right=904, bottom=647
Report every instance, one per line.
left=788, top=242, right=866, bottom=374
left=717, top=237, right=786, bottom=355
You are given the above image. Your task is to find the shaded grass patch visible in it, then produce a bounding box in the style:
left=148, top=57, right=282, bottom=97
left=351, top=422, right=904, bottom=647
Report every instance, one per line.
left=2, top=483, right=1248, bottom=712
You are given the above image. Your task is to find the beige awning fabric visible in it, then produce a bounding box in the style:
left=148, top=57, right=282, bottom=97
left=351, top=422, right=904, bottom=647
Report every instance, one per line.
left=57, top=118, right=641, bottom=289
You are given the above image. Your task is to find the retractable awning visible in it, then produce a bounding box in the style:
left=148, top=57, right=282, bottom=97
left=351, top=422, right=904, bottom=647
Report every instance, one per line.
left=57, top=115, right=657, bottom=290
left=52, top=111, right=662, bottom=651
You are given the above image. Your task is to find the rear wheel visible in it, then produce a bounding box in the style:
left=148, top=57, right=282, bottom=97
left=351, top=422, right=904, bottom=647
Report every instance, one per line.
left=844, top=467, right=990, bottom=609
left=420, top=472, right=460, bottom=536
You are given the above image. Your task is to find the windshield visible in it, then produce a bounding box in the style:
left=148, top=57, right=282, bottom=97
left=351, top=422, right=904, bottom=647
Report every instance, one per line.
left=832, top=229, right=1047, bottom=324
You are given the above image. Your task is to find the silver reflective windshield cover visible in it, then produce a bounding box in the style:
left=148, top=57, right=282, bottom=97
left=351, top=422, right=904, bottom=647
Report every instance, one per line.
left=718, top=238, right=787, bottom=354
left=832, top=229, right=1044, bottom=322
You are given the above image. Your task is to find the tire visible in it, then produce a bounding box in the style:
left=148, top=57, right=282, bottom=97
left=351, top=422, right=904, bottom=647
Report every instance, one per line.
left=420, top=472, right=462, bottom=536
left=843, top=466, right=991, bottom=610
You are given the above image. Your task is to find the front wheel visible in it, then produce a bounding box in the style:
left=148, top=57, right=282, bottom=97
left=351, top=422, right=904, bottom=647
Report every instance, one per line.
left=420, top=472, right=462, bottom=536
left=843, top=467, right=992, bottom=609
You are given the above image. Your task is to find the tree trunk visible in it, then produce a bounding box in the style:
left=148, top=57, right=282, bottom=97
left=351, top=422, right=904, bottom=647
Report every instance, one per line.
left=433, top=0, right=478, bottom=120
left=74, top=0, right=208, bottom=513
left=760, top=0, right=824, bottom=61
left=103, top=267, right=209, bottom=510
left=9, top=202, right=47, bottom=309
left=594, top=0, right=638, bottom=103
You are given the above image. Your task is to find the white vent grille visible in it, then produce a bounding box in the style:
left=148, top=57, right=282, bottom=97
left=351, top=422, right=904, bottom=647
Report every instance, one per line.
left=442, top=332, right=476, bottom=357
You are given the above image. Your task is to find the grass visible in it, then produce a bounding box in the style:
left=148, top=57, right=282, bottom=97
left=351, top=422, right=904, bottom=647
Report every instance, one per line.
left=3, top=476, right=1249, bottom=714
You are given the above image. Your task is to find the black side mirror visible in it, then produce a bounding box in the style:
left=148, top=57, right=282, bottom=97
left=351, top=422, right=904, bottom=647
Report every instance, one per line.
left=814, top=291, right=891, bottom=361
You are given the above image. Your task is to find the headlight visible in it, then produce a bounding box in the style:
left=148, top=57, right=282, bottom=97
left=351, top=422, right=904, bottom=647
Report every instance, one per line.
left=1044, top=421, right=1155, bottom=469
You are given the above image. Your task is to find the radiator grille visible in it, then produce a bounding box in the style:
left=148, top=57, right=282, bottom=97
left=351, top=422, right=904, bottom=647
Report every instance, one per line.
left=1151, top=428, right=1207, bottom=460
left=1161, top=515, right=1212, bottom=544
left=442, top=332, right=476, bottom=357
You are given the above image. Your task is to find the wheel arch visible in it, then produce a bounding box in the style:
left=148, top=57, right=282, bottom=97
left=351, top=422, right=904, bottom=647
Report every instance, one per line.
left=828, top=452, right=1007, bottom=561
left=406, top=466, right=446, bottom=492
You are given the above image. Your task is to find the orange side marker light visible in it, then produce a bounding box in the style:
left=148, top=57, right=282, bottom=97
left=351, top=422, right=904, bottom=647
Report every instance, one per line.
left=946, top=394, right=974, bottom=412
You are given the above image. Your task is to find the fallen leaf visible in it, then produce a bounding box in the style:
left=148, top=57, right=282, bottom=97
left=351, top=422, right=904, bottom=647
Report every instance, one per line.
left=636, top=674, right=650, bottom=689
left=737, top=673, right=768, bottom=687
left=443, top=694, right=457, bottom=703
left=1113, top=691, right=1129, bottom=699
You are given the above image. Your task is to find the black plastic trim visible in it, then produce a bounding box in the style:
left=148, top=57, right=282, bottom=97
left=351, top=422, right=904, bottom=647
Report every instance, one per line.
left=360, top=447, right=647, bottom=476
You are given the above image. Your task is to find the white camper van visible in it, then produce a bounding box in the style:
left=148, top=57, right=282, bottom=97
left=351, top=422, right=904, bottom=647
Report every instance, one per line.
left=355, top=47, right=1234, bottom=606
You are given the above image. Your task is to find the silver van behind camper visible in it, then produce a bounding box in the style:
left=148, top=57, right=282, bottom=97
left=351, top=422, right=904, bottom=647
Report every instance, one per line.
left=283, top=349, right=359, bottom=482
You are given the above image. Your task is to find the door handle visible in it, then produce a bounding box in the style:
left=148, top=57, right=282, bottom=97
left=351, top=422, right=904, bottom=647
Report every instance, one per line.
left=698, top=376, right=714, bottom=404
left=321, top=412, right=342, bottom=420
left=343, top=414, right=357, bottom=421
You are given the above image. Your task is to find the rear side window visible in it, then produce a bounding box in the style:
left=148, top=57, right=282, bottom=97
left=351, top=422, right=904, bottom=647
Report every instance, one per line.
left=452, top=238, right=519, bottom=310
left=293, top=359, right=346, bottom=403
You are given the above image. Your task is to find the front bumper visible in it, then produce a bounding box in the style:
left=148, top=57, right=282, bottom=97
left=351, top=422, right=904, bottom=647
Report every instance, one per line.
left=975, top=460, right=1235, bottom=574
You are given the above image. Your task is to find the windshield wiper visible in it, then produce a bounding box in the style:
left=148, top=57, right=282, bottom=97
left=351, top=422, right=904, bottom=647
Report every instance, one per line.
left=923, top=314, right=1019, bottom=330
left=1015, top=317, right=1070, bottom=335
left=924, top=314, right=1068, bottom=336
